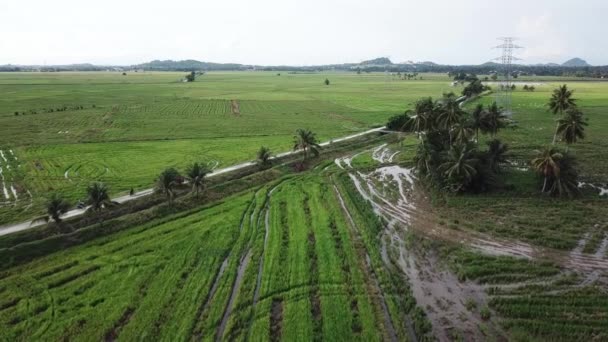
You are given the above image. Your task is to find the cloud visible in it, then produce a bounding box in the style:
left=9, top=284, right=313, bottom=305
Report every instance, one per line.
left=516, top=14, right=567, bottom=63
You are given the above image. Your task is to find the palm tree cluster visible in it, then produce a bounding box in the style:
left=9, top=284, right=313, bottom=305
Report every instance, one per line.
left=524, top=84, right=588, bottom=198
left=395, top=94, right=509, bottom=193
left=156, top=163, right=210, bottom=203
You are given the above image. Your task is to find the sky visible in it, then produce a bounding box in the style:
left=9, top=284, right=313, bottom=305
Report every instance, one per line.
left=1, top=0, right=606, bottom=66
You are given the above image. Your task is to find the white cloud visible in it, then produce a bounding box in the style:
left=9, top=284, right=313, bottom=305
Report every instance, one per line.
left=0, top=0, right=605, bottom=65
left=516, top=14, right=566, bottom=63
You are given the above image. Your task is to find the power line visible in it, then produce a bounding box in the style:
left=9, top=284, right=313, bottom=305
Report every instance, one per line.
left=493, top=37, right=522, bottom=115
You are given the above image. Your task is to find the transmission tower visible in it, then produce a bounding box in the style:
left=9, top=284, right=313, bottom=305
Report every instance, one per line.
left=493, top=37, right=522, bottom=115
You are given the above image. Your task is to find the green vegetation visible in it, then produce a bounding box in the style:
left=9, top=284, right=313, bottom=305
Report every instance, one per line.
left=444, top=247, right=608, bottom=340
left=0, top=71, right=607, bottom=341
left=0, top=71, right=454, bottom=225
left=257, top=146, right=272, bottom=167
left=0, top=167, right=427, bottom=341
left=43, top=194, right=71, bottom=224
left=398, top=93, right=509, bottom=193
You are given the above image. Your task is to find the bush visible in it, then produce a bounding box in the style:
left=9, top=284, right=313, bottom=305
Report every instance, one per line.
left=386, top=114, right=409, bottom=131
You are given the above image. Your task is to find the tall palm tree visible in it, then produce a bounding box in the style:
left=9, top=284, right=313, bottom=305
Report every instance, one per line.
left=469, top=103, right=485, bottom=142
left=293, top=129, right=321, bottom=160
left=547, top=154, right=580, bottom=198
left=45, top=194, right=70, bottom=223
left=186, top=163, right=209, bottom=198
left=486, top=139, right=509, bottom=173
left=548, top=84, right=577, bottom=144
left=403, top=113, right=428, bottom=138
left=452, top=120, right=474, bottom=145
left=484, top=102, right=507, bottom=137
left=86, top=182, right=113, bottom=212
left=413, top=140, right=438, bottom=178
left=257, top=146, right=272, bottom=166
left=531, top=147, right=563, bottom=193
left=403, top=97, right=438, bottom=137
left=437, top=93, right=464, bottom=142
left=556, top=107, right=588, bottom=150
left=548, top=84, right=577, bottom=114
left=156, top=168, right=181, bottom=204
left=438, top=143, right=479, bottom=192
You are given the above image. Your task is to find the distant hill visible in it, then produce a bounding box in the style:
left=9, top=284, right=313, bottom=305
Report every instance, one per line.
left=134, top=59, right=251, bottom=71
left=360, top=57, right=392, bottom=65
left=2, top=57, right=608, bottom=78
left=562, top=58, right=591, bottom=67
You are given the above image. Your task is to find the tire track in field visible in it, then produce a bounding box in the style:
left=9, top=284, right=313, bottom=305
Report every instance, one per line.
left=217, top=186, right=275, bottom=340
left=190, top=191, right=258, bottom=340
left=332, top=182, right=399, bottom=342
left=303, top=193, right=323, bottom=340
left=251, top=180, right=289, bottom=307
left=216, top=250, right=252, bottom=341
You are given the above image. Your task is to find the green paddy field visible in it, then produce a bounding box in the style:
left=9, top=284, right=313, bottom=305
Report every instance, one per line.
left=0, top=71, right=607, bottom=341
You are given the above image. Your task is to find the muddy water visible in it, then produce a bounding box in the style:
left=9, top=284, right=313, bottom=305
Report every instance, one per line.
left=336, top=145, right=608, bottom=340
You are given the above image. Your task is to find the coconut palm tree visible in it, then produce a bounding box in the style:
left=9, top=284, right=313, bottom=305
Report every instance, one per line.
left=403, top=97, right=438, bottom=137
left=45, top=194, right=70, bottom=223
left=549, top=84, right=577, bottom=114
left=556, top=107, right=588, bottom=150
left=548, top=84, right=577, bottom=144
left=438, top=143, right=479, bottom=192
left=484, top=102, right=507, bottom=137
left=452, top=120, right=474, bottom=145
left=257, top=146, right=272, bottom=166
left=86, top=182, right=113, bottom=212
left=413, top=140, right=438, bottom=178
left=186, top=163, right=209, bottom=198
left=437, top=93, right=464, bottom=142
left=293, top=129, right=321, bottom=160
left=547, top=154, right=580, bottom=198
left=531, top=147, right=563, bottom=193
left=156, top=168, right=181, bottom=204
left=469, top=103, right=485, bottom=142
left=485, top=139, right=509, bottom=173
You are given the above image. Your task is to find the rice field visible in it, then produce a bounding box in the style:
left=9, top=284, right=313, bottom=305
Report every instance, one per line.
left=0, top=169, right=430, bottom=341
left=1, top=71, right=607, bottom=340
left=2, top=72, right=607, bottom=226
left=0, top=71, right=455, bottom=225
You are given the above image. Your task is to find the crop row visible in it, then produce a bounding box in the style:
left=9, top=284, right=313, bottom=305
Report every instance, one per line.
left=490, top=288, right=608, bottom=340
